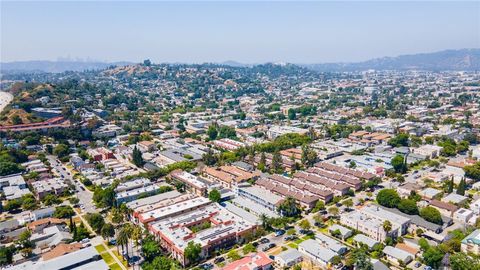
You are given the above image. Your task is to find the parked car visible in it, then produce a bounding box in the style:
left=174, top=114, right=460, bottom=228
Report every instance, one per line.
left=275, top=230, right=285, bottom=236
left=214, top=257, right=225, bottom=264
left=284, top=235, right=298, bottom=241
left=259, top=238, right=270, bottom=244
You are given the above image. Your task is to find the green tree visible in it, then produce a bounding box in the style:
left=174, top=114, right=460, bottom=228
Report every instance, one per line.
left=277, top=197, right=300, bottom=217
left=42, top=194, right=62, bottom=206
left=464, top=162, right=480, bottom=181
left=0, top=246, right=14, bottom=266
left=271, top=151, right=283, bottom=173
left=382, top=220, right=392, bottom=233
left=142, top=256, right=177, bottom=270
left=313, top=200, right=325, bottom=212
left=388, top=133, right=409, bottom=147
left=376, top=189, right=400, bottom=208
left=21, top=194, right=38, bottom=210
left=243, top=243, right=256, bottom=254
left=142, top=235, right=162, bottom=262
left=101, top=223, right=115, bottom=241
left=422, top=246, right=444, bottom=269
left=450, top=252, right=480, bottom=270
left=86, top=213, right=105, bottom=233
left=420, top=206, right=443, bottom=225
left=328, top=206, right=339, bottom=217
left=227, top=250, right=241, bottom=261
left=184, top=241, right=202, bottom=265
left=207, top=125, right=218, bottom=140
left=202, top=148, right=218, bottom=166
left=53, top=205, right=75, bottom=218
left=301, top=145, right=318, bottom=167
left=53, top=144, right=70, bottom=158
left=397, top=199, right=419, bottom=215
left=391, top=155, right=407, bottom=173
left=132, top=146, right=145, bottom=167
left=208, top=189, right=221, bottom=203
left=288, top=108, right=296, bottom=120
left=258, top=152, right=267, bottom=172
left=457, top=177, right=466, bottom=196
left=299, top=219, right=311, bottom=231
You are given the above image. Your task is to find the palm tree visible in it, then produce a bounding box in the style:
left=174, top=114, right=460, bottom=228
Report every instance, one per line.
left=130, top=225, right=143, bottom=269
left=383, top=220, right=392, bottom=233
left=117, top=223, right=132, bottom=263
left=259, top=214, right=270, bottom=230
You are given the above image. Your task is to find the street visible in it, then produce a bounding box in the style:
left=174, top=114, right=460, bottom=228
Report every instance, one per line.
left=47, top=155, right=96, bottom=213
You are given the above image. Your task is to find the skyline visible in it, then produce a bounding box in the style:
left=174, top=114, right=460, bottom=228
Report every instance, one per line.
left=1, top=1, right=479, bottom=64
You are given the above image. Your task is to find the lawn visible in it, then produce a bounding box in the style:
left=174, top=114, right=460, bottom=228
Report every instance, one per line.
left=112, top=250, right=129, bottom=267
left=100, top=252, right=115, bottom=265
left=95, top=244, right=107, bottom=254
left=294, top=238, right=305, bottom=244
left=287, top=243, right=298, bottom=249
left=109, top=263, right=122, bottom=270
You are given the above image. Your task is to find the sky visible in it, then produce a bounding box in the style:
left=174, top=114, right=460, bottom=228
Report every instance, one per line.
left=1, top=1, right=479, bottom=64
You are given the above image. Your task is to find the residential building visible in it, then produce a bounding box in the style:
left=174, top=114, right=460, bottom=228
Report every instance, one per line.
left=298, top=239, right=337, bottom=267
left=383, top=246, right=413, bottom=266
left=274, top=249, right=303, bottom=268
left=222, top=252, right=273, bottom=270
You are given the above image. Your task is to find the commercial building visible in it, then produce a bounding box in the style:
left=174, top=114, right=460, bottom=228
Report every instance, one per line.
left=236, top=186, right=283, bottom=213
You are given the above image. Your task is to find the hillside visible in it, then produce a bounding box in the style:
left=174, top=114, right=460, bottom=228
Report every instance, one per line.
left=306, top=49, right=480, bottom=72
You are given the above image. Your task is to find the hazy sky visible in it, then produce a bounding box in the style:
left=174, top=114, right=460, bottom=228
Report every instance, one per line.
left=1, top=1, right=479, bottom=64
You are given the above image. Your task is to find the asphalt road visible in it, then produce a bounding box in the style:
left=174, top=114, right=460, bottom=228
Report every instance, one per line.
left=47, top=155, right=96, bottom=213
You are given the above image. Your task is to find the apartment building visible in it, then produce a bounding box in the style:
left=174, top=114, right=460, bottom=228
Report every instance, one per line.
left=169, top=170, right=209, bottom=196
left=149, top=203, right=256, bottom=266
left=340, top=205, right=410, bottom=242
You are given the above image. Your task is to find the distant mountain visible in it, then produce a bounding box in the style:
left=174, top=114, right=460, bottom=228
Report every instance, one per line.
left=0, top=60, right=133, bottom=73
left=305, top=49, right=480, bottom=72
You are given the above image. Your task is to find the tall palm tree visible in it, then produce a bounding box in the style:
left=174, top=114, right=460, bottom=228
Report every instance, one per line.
left=117, top=223, right=133, bottom=264
left=383, top=220, right=392, bottom=233
left=130, top=225, right=143, bottom=270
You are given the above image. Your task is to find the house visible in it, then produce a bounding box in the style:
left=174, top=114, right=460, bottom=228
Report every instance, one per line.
left=412, top=145, right=442, bottom=159
left=137, top=141, right=156, bottom=152
left=275, top=249, right=303, bottom=268
left=462, top=229, right=480, bottom=255
left=454, top=208, right=474, bottom=223
left=222, top=252, right=273, bottom=270
left=471, top=198, right=480, bottom=215
left=419, top=188, right=442, bottom=199
left=429, top=199, right=459, bottom=217
left=315, top=233, right=348, bottom=255
left=298, top=239, right=337, bottom=267
left=397, top=183, right=423, bottom=198
left=383, top=246, right=413, bottom=266
left=353, top=234, right=380, bottom=250
left=329, top=224, right=353, bottom=240
left=31, top=207, right=56, bottom=221
left=42, top=243, right=83, bottom=261
left=442, top=193, right=468, bottom=205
